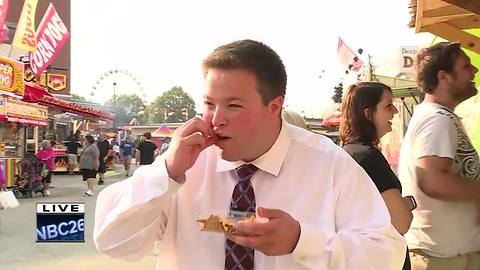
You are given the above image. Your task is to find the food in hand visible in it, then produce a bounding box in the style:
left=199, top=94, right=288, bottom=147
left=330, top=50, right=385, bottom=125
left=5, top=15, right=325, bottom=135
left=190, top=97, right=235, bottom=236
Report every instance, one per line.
left=197, top=214, right=256, bottom=234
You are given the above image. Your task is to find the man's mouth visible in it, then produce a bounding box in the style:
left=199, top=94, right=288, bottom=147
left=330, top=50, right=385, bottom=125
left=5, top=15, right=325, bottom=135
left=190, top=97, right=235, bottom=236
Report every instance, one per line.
left=217, top=135, right=231, bottom=141
left=214, top=133, right=231, bottom=142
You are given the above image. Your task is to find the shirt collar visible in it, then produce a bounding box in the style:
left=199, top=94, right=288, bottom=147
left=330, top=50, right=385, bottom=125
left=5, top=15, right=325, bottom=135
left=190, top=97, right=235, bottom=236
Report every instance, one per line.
left=216, top=121, right=291, bottom=176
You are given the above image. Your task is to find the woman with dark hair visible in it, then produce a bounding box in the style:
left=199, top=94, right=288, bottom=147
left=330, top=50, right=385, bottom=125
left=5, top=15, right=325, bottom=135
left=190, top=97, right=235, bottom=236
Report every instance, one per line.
left=340, top=82, right=415, bottom=270
left=79, top=135, right=100, bottom=196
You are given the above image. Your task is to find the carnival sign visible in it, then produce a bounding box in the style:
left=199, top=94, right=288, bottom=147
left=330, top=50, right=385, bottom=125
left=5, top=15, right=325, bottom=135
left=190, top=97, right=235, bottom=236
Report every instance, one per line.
left=47, top=73, right=67, bottom=91
left=0, top=98, right=6, bottom=116
left=12, top=0, right=38, bottom=52
left=2, top=98, right=48, bottom=126
left=0, top=56, right=25, bottom=95
left=28, top=3, right=70, bottom=77
left=399, top=46, right=418, bottom=75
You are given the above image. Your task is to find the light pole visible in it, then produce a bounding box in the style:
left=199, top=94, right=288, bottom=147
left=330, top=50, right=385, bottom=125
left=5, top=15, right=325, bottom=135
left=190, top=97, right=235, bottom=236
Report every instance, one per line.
left=113, top=82, right=117, bottom=107
left=113, top=82, right=117, bottom=128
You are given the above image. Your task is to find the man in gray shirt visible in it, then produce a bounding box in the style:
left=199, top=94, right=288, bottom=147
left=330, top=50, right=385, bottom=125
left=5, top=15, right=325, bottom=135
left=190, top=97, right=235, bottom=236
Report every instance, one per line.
left=79, top=135, right=100, bottom=196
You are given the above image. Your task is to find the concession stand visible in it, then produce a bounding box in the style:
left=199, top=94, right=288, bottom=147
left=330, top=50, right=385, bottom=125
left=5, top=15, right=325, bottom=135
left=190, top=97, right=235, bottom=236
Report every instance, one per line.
left=0, top=56, right=49, bottom=188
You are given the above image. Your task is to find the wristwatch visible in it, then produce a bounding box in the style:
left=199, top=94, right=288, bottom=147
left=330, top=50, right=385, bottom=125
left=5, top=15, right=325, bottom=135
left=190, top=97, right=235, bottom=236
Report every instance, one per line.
left=406, top=195, right=417, bottom=211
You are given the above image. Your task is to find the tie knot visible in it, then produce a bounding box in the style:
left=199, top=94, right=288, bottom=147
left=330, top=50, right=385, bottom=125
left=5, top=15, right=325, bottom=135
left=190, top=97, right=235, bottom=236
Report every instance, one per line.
left=235, top=164, right=258, bottom=182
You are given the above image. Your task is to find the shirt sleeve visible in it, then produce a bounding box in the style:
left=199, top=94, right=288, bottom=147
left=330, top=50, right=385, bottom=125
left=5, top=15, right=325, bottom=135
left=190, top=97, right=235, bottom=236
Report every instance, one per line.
left=360, top=149, right=400, bottom=193
left=292, top=150, right=406, bottom=269
left=412, top=113, right=457, bottom=160
left=94, top=156, right=182, bottom=261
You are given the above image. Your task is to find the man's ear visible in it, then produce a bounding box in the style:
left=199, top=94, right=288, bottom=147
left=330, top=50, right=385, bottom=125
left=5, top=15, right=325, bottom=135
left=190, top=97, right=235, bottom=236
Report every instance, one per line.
left=268, top=96, right=284, bottom=117
left=437, top=70, right=453, bottom=84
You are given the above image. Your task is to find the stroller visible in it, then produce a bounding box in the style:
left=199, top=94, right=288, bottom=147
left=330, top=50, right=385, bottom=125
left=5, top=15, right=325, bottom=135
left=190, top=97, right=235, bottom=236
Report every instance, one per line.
left=13, top=153, right=45, bottom=198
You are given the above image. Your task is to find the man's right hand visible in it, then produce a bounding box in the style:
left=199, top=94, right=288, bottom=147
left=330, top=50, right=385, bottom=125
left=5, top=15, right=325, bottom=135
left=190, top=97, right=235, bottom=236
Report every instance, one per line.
left=165, top=117, right=218, bottom=182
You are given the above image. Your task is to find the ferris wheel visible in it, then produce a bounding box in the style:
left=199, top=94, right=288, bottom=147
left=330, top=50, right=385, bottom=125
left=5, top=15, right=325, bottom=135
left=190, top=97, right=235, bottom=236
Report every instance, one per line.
left=90, top=69, right=145, bottom=104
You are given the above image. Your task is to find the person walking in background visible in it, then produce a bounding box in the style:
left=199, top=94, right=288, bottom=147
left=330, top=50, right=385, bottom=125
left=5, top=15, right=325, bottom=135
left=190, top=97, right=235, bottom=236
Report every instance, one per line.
left=79, top=135, right=100, bottom=197
left=340, top=82, right=415, bottom=270
left=135, top=132, right=158, bottom=165
left=37, top=140, right=56, bottom=196
left=65, top=130, right=82, bottom=175
left=96, top=133, right=111, bottom=185
left=112, top=142, right=121, bottom=164
left=159, top=137, right=171, bottom=155
left=120, top=136, right=134, bottom=177
left=399, top=42, right=480, bottom=269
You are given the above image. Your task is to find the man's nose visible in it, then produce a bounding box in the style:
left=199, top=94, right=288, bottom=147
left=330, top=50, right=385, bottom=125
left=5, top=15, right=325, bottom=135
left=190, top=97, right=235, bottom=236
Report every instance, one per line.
left=212, top=107, right=227, bottom=128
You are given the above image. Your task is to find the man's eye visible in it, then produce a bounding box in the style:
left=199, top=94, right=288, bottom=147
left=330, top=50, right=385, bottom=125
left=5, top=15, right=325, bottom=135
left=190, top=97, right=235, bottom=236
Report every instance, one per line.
left=229, top=104, right=242, bottom=108
left=204, top=101, right=214, bottom=106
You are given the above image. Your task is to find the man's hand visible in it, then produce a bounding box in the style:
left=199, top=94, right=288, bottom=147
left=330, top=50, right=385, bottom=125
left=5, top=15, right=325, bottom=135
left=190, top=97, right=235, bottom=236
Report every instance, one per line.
left=226, top=207, right=301, bottom=256
left=165, top=117, right=218, bottom=182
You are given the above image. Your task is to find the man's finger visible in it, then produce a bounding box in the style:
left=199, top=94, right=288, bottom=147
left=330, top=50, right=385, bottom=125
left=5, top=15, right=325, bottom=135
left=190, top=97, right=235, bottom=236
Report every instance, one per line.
left=234, top=221, right=266, bottom=236
left=257, top=207, right=286, bottom=219
left=181, top=133, right=207, bottom=149
left=179, top=118, right=213, bottom=138
left=226, top=234, right=262, bottom=249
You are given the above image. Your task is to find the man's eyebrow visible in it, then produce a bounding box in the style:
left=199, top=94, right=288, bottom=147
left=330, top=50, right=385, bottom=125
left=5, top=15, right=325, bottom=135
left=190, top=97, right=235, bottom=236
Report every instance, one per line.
left=226, top=97, right=245, bottom=102
left=202, top=96, right=245, bottom=102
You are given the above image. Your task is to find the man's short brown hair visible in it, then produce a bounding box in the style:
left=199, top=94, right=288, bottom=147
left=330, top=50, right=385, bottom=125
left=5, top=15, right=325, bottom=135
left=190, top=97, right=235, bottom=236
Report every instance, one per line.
left=143, top=132, right=152, bottom=140
left=202, top=39, right=287, bottom=105
left=415, top=42, right=463, bottom=93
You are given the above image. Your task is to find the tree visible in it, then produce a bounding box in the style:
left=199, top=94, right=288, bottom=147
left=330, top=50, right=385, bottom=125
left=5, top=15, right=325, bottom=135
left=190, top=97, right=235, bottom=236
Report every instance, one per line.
left=331, top=82, right=344, bottom=104
left=147, top=86, right=196, bottom=123
left=105, top=94, right=146, bottom=126
left=70, top=93, right=87, bottom=101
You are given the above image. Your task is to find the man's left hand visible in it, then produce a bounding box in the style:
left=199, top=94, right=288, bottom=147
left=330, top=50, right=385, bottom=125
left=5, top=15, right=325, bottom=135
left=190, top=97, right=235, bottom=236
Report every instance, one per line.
left=226, top=207, right=301, bottom=256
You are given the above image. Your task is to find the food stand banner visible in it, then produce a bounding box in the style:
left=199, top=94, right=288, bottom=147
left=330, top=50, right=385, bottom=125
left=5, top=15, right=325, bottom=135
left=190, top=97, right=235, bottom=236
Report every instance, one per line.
left=0, top=98, right=48, bottom=126
left=0, top=56, right=25, bottom=95
left=12, top=0, right=38, bottom=52
left=28, top=3, right=70, bottom=78
left=0, top=0, right=10, bottom=44
left=47, top=73, right=67, bottom=91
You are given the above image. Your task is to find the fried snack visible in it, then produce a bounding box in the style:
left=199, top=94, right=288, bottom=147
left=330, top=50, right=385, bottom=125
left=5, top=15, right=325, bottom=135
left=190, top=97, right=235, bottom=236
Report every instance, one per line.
left=197, top=214, right=256, bottom=234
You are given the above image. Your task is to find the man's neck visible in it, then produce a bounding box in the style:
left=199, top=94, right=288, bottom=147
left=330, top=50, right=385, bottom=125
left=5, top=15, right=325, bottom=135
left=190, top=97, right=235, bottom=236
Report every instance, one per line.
left=424, top=92, right=459, bottom=111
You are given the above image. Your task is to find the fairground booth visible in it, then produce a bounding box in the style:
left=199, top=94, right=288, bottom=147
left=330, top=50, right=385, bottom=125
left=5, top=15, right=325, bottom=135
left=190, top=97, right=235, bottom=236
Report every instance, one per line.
left=22, top=83, right=114, bottom=173
left=0, top=56, right=49, bottom=188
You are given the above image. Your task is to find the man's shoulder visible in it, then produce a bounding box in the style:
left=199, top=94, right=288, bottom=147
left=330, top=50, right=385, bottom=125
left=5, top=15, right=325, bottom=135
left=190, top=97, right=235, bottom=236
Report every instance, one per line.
left=287, top=124, right=340, bottom=152
left=410, top=103, right=457, bottom=132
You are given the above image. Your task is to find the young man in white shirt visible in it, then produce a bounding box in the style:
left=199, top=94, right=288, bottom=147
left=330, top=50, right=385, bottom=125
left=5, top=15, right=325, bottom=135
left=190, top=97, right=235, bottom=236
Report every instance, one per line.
left=399, top=42, right=480, bottom=269
left=94, top=39, right=406, bottom=270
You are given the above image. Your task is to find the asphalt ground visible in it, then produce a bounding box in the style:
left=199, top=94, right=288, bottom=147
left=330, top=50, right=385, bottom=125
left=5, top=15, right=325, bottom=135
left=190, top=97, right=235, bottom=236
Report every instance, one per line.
left=0, top=165, right=157, bottom=270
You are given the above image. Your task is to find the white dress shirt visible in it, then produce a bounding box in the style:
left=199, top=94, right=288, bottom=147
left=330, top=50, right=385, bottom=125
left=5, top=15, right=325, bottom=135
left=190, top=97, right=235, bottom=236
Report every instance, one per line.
left=94, top=123, right=406, bottom=269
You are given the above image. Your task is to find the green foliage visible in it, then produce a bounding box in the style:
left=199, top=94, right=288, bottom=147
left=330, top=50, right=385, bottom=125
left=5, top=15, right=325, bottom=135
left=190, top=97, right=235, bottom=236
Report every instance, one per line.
left=105, top=94, right=146, bottom=126
left=146, top=86, right=196, bottom=123
left=70, top=93, right=87, bottom=101
left=331, top=82, right=344, bottom=104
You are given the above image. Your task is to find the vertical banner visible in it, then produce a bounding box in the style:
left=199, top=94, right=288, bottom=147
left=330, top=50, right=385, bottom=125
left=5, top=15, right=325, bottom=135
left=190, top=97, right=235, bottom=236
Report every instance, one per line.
left=0, top=0, right=9, bottom=43
left=28, top=3, right=70, bottom=78
left=12, top=0, right=38, bottom=52
left=0, top=0, right=9, bottom=28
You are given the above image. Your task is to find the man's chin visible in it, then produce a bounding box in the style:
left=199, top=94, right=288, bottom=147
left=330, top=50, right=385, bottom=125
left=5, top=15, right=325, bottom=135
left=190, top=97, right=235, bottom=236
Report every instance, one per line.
left=215, top=147, right=239, bottom=161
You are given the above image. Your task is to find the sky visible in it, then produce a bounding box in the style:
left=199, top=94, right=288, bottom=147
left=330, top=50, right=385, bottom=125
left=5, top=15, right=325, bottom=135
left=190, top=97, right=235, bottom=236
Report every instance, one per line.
left=71, top=0, right=434, bottom=118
